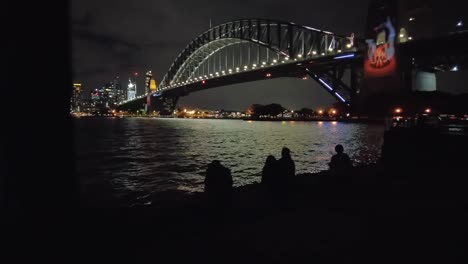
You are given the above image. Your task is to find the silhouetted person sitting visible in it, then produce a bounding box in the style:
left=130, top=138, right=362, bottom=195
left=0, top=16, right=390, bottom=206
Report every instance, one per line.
left=261, top=155, right=277, bottom=186
left=275, top=148, right=295, bottom=200
left=329, top=144, right=353, bottom=177
left=277, top=147, right=295, bottom=179
left=204, top=160, right=233, bottom=207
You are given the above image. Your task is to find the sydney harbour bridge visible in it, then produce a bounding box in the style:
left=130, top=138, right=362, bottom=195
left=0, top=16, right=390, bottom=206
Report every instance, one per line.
left=117, top=2, right=468, bottom=116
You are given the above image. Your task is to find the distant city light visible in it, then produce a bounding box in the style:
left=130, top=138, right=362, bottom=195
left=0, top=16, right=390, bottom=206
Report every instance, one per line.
left=425, top=108, right=432, bottom=114
left=409, top=17, right=416, bottom=21
left=266, top=73, right=272, bottom=78
left=395, top=108, right=403, bottom=114
left=451, top=65, right=459, bottom=71
left=456, top=21, right=463, bottom=27
left=408, top=36, right=413, bottom=40
left=134, top=72, right=139, bottom=76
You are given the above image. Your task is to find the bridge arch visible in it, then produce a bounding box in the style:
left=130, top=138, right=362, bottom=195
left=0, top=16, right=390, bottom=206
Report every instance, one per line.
left=159, top=19, right=355, bottom=91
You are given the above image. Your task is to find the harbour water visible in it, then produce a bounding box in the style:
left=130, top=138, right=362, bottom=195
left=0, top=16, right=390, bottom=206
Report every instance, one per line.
left=76, top=118, right=384, bottom=206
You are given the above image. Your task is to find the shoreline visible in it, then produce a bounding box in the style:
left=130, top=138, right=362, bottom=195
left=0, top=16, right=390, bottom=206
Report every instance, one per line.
left=74, top=115, right=385, bottom=124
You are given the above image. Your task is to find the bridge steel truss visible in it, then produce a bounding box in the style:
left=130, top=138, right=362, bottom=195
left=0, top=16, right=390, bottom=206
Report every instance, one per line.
left=159, top=19, right=355, bottom=92
left=118, top=19, right=360, bottom=114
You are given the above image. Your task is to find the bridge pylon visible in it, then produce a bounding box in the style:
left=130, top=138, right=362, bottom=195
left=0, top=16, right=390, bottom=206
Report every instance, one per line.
left=147, top=95, right=179, bottom=116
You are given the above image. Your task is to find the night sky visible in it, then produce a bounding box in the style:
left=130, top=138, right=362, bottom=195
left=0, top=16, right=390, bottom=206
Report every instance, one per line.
left=72, top=0, right=371, bottom=110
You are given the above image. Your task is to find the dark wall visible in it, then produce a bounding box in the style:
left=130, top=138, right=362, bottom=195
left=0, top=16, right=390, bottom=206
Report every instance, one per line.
left=4, top=1, right=77, bottom=208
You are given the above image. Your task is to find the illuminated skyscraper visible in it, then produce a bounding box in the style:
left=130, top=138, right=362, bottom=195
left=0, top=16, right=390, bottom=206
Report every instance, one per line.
left=127, top=78, right=136, bottom=100
left=71, top=83, right=82, bottom=112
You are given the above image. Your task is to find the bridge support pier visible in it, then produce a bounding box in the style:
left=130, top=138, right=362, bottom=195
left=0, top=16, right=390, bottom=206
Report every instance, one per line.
left=148, top=95, right=179, bottom=116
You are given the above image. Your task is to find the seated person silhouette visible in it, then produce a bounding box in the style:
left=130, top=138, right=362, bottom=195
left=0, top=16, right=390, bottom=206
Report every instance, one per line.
left=261, top=155, right=277, bottom=186
left=329, top=144, right=353, bottom=177
left=204, top=160, right=233, bottom=207
left=273, top=148, right=296, bottom=200
left=277, top=147, right=295, bottom=180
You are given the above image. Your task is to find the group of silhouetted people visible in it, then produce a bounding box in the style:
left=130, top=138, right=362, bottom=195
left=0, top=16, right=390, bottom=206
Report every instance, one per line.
left=261, top=147, right=296, bottom=200
left=204, top=145, right=353, bottom=207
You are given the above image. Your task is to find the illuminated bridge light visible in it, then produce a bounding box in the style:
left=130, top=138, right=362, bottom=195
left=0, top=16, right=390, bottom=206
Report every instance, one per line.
left=285, top=57, right=289, bottom=61
left=252, top=64, right=257, bottom=67
left=334, top=92, right=346, bottom=103
left=346, top=44, right=352, bottom=48
left=318, top=78, right=333, bottom=91
left=297, top=54, right=302, bottom=58
left=236, top=67, right=240, bottom=71
left=321, top=53, right=325, bottom=56
left=210, top=73, right=213, bottom=77
left=262, top=62, right=266, bottom=65
left=312, top=51, right=317, bottom=55
left=334, top=54, right=355, bottom=60
left=328, top=48, right=333, bottom=52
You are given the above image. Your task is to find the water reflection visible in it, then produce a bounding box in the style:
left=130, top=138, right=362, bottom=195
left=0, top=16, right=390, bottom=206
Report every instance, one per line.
left=76, top=118, right=384, bottom=205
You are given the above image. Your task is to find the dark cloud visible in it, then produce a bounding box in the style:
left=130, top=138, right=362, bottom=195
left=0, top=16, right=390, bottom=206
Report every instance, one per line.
left=72, top=0, right=370, bottom=108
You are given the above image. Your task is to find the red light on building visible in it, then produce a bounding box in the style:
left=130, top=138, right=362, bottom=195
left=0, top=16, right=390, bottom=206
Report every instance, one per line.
left=425, top=108, right=432, bottom=114
left=266, top=73, right=272, bottom=78
left=134, top=72, right=139, bottom=76
left=202, top=80, right=206, bottom=84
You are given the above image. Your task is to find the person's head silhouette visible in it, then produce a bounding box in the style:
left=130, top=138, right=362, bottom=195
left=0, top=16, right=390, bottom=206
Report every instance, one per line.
left=335, top=145, right=344, bottom=154
left=266, top=155, right=276, bottom=165
left=281, top=147, right=291, bottom=158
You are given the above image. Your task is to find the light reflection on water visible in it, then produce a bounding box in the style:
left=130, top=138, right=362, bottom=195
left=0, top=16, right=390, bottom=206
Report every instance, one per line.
left=76, top=118, right=384, bottom=205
